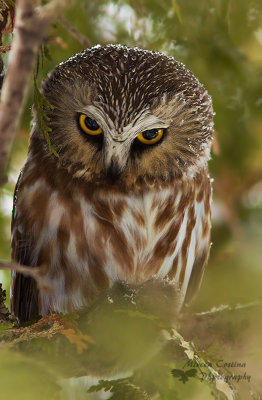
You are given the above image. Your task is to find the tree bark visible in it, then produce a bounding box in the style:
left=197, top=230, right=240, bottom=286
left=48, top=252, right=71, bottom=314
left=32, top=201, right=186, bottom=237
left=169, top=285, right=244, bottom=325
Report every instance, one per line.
left=0, top=0, right=73, bottom=187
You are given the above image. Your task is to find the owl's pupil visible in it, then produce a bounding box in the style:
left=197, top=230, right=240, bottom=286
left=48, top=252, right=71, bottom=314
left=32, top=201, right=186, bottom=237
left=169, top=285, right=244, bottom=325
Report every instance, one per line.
left=142, top=129, right=159, bottom=140
left=85, top=116, right=99, bottom=131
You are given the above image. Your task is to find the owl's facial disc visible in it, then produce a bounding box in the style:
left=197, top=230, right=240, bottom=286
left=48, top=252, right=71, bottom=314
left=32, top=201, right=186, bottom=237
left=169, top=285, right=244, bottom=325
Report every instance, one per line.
left=77, top=106, right=169, bottom=180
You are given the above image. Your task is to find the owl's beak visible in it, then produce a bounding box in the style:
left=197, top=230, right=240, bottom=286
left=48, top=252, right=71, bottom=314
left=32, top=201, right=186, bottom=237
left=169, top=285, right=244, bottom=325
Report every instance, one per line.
left=103, top=141, right=129, bottom=181
left=105, top=156, right=122, bottom=181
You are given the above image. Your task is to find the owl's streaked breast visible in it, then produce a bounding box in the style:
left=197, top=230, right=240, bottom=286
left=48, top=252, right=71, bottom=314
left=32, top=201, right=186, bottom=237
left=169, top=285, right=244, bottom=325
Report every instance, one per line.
left=12, top=168, right=211, bottom=316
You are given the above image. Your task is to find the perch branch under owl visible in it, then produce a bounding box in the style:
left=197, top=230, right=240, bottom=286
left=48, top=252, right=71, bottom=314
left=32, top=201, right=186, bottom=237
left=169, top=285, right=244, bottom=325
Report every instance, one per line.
left=0, top=0, right=74, bottom=187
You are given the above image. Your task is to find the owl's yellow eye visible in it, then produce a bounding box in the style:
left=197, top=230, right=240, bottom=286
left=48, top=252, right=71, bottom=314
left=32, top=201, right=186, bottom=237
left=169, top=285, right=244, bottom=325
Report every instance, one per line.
left=137, top=128, right=164, bottom=145
left=78, top=114, right=102, bottom=135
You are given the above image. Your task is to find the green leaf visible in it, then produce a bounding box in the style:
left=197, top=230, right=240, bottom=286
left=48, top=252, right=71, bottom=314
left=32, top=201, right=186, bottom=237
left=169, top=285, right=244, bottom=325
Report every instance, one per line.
left=33, top=76, right=59, bottom=158
left=172, top=0, right=182, bottom=23
left=4, top=0, right=16, bottom=8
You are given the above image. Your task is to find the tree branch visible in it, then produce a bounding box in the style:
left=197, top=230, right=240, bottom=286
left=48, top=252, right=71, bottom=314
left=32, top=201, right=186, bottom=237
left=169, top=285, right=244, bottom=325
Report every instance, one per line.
left=0, top=0, right=73, bottom=187
left=58, top=15, right=92, bottom=48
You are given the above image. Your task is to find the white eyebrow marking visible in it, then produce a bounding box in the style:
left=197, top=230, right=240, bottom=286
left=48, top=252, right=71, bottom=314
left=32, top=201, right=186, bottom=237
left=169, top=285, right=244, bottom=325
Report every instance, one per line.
left=80, top=104, right=169, bottom=141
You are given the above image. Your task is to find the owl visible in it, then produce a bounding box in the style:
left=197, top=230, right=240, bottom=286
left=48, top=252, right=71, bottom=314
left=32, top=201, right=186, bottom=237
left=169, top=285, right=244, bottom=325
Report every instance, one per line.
left=10, top=45, right=213, bottom=323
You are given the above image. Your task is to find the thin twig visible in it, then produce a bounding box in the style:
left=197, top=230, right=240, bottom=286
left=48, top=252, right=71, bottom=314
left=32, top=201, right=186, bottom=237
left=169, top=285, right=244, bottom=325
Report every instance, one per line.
left=0, top=0, right=74, bottom=187
left=58, top=15, right=92, bottom=48
left=0, top=261, right=53, bottom=292
left=194, top=301, right=261, bottom=317
left=169, top=329, right=236, bottom=400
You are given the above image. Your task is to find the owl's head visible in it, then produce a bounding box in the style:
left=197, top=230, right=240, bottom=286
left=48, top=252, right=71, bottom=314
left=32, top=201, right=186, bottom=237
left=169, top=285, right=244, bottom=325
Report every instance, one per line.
left=31, top=45, right=213, bottom=190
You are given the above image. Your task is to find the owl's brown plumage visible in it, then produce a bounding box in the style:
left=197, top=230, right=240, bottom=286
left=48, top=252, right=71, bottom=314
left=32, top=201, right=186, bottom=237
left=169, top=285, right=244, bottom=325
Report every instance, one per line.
left=11, top=45, right=213, bottom=322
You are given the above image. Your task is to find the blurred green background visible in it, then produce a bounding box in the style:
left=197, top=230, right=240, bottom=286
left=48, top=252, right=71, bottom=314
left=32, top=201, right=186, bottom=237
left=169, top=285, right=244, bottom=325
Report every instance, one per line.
left=0, top=1, right=262, bottom=398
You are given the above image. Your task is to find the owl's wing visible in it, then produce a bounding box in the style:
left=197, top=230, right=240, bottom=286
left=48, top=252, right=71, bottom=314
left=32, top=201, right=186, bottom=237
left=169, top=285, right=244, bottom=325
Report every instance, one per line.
left=183, top=249, right=209, bottom=307
left=10, top=172, right=39, bottom=322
